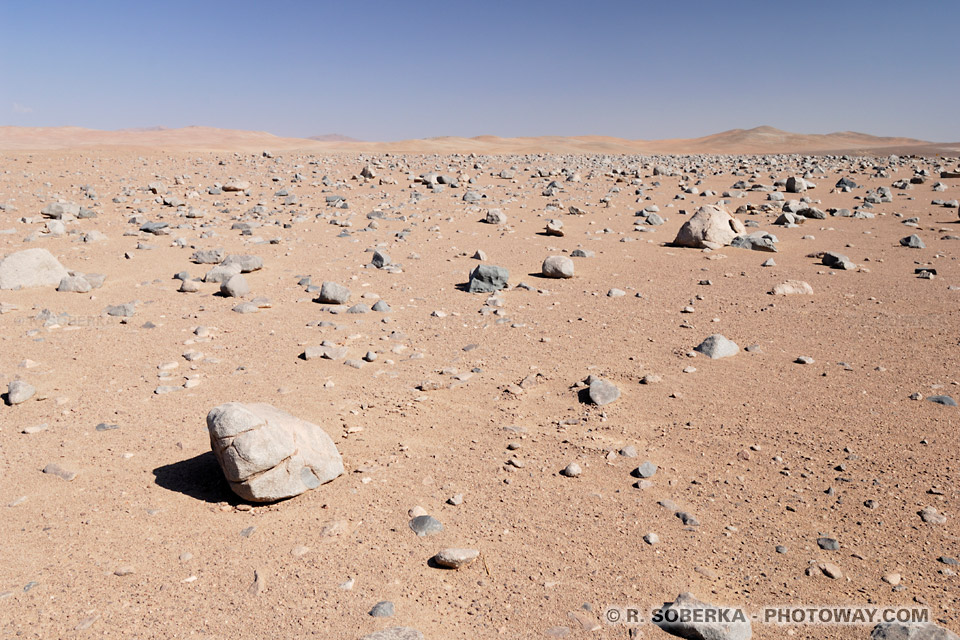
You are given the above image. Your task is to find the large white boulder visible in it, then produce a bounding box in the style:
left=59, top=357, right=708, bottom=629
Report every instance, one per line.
left=0, top=249, right=70, bottom=290
left=207, top=403, right=344, bottom=502
left=673, top=205, right=745, bottom=249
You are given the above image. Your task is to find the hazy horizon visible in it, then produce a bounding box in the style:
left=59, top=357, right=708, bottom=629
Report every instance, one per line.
left=2, top=0, right=958, bottom=142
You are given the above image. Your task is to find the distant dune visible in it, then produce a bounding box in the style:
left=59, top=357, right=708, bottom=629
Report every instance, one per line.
left=0, top=124, right=956, bottom=156
left=0, top=126, right=309, bottom=152
left=306, top=133, right=362, bottom=143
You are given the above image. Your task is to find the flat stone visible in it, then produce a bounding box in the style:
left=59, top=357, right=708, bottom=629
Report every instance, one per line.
left=771, top=280, right=813, bottom=295
left=817, top=537, right=840, bottom=550
left=409, top=515, right=443, bottom=537
left=42, top=463, right=77, bottom=481
left=920, top=506, right=947, bottom=524
left=433, top=548, right=480, bottom=569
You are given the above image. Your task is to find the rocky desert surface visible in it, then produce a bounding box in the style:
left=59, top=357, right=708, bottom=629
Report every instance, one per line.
left=1, top=132, right=958, bottom=639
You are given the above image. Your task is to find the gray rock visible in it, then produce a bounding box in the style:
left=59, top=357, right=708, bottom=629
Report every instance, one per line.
left=140, top=221, right=169, bottom=235
left=468, top=264, right=509, bottom=293
left=484, top=209, right=507, bottom=224
left=654, top=592, right=751, bottom=640
left=220, top=274, right=250, bottom=298
left=105, top=303, right=136, bottom=317
left=694, top=335, right=739, bottom=359
left=191, top=249, right=224, bottom=264
left=316, top=281, right=351, bottom=304
left=822, top=252, right=856, bottom=270
left=817, top=537, right=840, bottom=550
left=41, top=202, right=80, bottom=219
left=635, top=461, right=658, bottom=478
left=928, top=395, right=957, bottom=407
left=644, top=212, right=665, bottom=226
left=542, top=255, right=574, bottom=279
left=871, top=622, right=959, bottom=640
left=730, top=235, right=777, bottom=252
left=347, top=304, right=369, bottom=314
left=786, top=176, right=807, bottom=193
left=409, top=515, right=443, bottom=537
left=7, top=380, right=36, bottom=405
left=57, top=274, right=91, bottom=293
left=571, top=249, right=595, bottom=258
left=84, top=273, right=106, bottom=289
left=0, top=249, right=69, bottom=290
left=204, top=263, right=243, bottom=283
left=835, top=177, right=857, bottom=190
left=222, top=254, right=263, bottom=272
left=207, top=403, right=344, bottom=502
left=369, top=601, right=395, bottom=618
left=588, top=378, right=620, bottom=405
left=434, top=548, right=480, bottom=569
left=560, top=462, right=582, bottom=477
left=372, top=300, right=391, bottom=312
left=900, top=235, right=926, bottom=249
left=371, top=250, right=391, bottom=268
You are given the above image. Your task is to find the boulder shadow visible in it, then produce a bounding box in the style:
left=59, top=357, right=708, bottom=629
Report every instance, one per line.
left=152, top=451, right=239, bottom=505
left=577, top=387, right=592, bottom=404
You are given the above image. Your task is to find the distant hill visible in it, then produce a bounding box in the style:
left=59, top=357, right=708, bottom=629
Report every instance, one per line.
left=306, top=133, right=362, bottom=143
left=643, top=126, right=940, bottom=155
left=0, top=125, right=955, bottom=156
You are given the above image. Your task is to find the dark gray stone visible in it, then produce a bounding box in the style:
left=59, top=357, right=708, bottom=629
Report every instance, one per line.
left=468, top=264, right=509, bottom=293
left=900, top=235, right=925, bottom=249
left=871, top=622, right=959, bottom=640
left=409, top=515, right=443, bottom=537
left=369, top=601, right=395, bottom=618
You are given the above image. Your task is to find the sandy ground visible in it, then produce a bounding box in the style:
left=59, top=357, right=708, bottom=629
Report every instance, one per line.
left=0, top=141, right=958, bottom=639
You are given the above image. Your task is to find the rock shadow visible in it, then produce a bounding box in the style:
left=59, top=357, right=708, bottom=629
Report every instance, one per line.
left=152, top=451, right=238, bottom=505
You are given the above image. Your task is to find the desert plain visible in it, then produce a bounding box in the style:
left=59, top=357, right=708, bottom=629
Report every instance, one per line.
left=0, top=127, right=958, bottom=640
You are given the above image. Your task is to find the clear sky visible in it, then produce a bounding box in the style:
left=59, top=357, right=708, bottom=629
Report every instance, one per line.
left=1, top=0, right=957, bottom=141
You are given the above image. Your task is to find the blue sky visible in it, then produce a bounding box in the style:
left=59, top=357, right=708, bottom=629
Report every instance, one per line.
left=1, top=0, right=957, bottom=141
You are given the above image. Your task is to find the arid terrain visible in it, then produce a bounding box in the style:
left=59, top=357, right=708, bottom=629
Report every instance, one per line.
left=0, top=127, right=958, bottom=640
